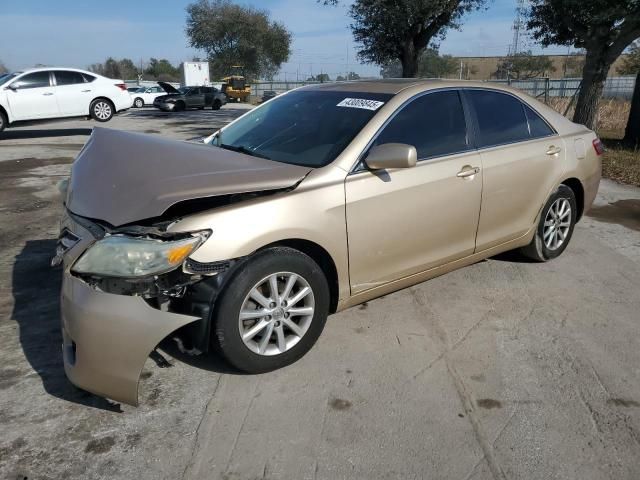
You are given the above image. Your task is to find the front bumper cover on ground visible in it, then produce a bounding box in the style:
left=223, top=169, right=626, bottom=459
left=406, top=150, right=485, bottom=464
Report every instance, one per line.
left=61, top=273, right=200, bottom=406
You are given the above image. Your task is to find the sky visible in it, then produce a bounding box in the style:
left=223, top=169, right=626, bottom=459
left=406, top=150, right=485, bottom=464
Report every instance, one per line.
left=0, top=0, right=572, bottom=79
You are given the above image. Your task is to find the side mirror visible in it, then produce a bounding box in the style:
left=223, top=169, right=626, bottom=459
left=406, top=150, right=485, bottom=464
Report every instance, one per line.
left=6, top=84, right=17, bottom=91
left=365, top=143, right=417, bottom=170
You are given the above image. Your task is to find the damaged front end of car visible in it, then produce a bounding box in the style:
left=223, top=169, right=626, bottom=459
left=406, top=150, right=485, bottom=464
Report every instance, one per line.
left=56, top=127, right=312, bottom=405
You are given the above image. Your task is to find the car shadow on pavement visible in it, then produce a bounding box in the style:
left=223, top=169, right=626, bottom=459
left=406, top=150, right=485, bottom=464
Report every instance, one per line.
left=158, top=335, right=248, bottom=375
left=0, top=128, right=93, bottom=140
left=12, top=240, right=122, bottom=412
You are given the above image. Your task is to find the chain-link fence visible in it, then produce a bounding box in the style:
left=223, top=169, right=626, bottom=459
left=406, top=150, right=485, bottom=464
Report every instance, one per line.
left=250, top=76, right=636, bottom=102
left=490, top=76, right=636, bottom=101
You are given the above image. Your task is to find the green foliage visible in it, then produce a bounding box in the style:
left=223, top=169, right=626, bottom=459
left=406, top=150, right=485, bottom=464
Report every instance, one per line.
left=88, top=58, right=146, bottom=80
left=349, top=0, right=487, bottom=77
left=145, top=58, right=181, bottom=82
left=380, top=48, right=458, bottom=78
left=618, top=42, right=640, bottom=75
left=494, top=51, right=556, bottom=80
left=0, top=60, right=8, bottom=75
left=307, top=73, right=331, bottom=82
left=336, top=72, right=361, bottom=81
left=185, top=0, right=291, bottom=81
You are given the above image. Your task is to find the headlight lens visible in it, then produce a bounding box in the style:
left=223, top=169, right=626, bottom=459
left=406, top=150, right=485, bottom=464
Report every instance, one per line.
left=71, top=232, right=208, bottom=278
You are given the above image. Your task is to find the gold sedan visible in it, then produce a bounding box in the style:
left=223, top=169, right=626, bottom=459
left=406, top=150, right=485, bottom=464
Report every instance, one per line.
left=58, top=80, right=601, bottom=405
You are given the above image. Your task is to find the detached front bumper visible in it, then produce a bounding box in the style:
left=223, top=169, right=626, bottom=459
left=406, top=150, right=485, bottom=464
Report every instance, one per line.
left=59, top=212, right=200, bottom=406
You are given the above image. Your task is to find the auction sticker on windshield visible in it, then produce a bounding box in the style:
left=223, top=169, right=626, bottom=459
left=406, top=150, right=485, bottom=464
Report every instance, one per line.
left=336, top=98, right=385, bottom=111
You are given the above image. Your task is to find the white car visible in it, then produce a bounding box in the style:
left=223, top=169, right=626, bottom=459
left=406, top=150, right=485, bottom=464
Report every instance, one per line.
left=129, top=85, right=167, bottom=108
left=0, top=67, right=133, bottom=132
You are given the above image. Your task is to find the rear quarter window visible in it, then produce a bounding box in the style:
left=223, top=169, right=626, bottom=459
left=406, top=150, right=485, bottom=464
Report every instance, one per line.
left=524, top=104, right=555, bottom=138
left=467, top=90, right=531, bottom=147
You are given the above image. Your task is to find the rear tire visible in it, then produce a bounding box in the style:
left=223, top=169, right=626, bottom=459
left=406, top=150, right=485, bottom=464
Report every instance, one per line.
left=213, top=247, right=330, bottom=373
left=212, top=100, right=222, bottom=110
left=134, top=97, right=144, bottom=108
left=90, top=99, right=114, bottom=122
left=0, top=110, right=7, bottom=133
left=520, top=185, right=577, bottom=262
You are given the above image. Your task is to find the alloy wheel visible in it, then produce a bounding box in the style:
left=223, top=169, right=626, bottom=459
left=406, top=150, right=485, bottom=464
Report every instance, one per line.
left=543, top=198, right=571, bottom=250
left=238, top=272, right=315, bottom=356
left=94, top=101, right=112, bottom=120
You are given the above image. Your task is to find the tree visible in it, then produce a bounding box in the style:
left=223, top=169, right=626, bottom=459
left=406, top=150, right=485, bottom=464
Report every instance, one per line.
left=618, top=41, right=640, bottom=75
left=145, top=58, right=180, bottom=81
left=380, top=48, right=457, bottom=78
left=307, top=73, right=331, bottom=82
left=337, top=72, right=361, bottom=80
left=88, top=58, right=141, bottom=80
left=348, top=0, right=486, bottom=78
left=185, top=0, right=291, bottom=80
left=118, top=58, right=139, bottom=80
left=527, top=0, right=640, bottom=129
left=0, top=61, right=8, bottom=75
left=494, top=51, right=556, bottom=80
left=625, top=71, right=640, bottom=146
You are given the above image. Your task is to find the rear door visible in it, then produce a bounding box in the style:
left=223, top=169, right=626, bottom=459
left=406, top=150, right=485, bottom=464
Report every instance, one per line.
left=464, top=89, right=562, bottom=251
left=6, top=71, right=58, bottom=120
left=345, top=90, right=483, bottom=294
left=53, top=70, right=90, bottom=116
left=186, top=87, right=204, bottom=108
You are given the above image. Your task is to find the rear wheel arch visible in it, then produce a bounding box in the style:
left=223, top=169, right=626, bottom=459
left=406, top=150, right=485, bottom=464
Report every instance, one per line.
left=561, top=178, right=585, bottom=221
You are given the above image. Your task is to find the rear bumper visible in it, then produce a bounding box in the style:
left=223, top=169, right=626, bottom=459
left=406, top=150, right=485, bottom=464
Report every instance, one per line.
left=114, top=93, right=133, bottom=112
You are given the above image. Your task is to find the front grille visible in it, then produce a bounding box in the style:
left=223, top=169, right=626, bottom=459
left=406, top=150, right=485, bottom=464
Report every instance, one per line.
left=184, top=258, right=230, bottom=274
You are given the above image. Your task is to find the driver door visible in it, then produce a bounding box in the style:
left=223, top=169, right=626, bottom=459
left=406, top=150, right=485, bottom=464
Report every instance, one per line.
left=6, top=71, right=59, bottom=120
left=345, top=90, right=483, bottom=294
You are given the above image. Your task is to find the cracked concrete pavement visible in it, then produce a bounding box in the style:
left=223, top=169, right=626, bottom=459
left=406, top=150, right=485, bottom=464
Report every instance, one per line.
left=1, top=107, right=639, bottom=479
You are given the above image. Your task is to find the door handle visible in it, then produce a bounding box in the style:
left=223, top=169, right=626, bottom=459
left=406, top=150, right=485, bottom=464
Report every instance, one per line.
left=457, top=166, right=480, bottom=178
left=546, top=145, right=562, bottom=155
left=42, top=92, right=54, bottom=96
left=81, top=89, right=92, bottom=93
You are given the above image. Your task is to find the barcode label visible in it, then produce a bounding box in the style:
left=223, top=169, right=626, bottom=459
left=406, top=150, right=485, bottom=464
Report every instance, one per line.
left=336, top=98, right=385, bottom=111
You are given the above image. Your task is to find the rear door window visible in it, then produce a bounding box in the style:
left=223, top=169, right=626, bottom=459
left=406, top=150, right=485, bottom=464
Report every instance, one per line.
left=11, top=71, right=51, bottom=89
left=524, top=104, right=555, bottom=138
left=54, top=70, right=85, bottom=85
left=466, top=90, right=531, bottom=147
left=372, top=90, right=470, bottom=160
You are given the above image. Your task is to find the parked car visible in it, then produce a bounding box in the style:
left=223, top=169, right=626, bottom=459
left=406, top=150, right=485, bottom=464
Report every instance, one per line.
left=129, top=85, right=167, bottom=108
left=153, top=83, right=227, bottom=111
left=0, top=67, right=132, bottom=131
left=261, top=90, right=278, bottom=103
left=56, top=80, right=601, bottom=405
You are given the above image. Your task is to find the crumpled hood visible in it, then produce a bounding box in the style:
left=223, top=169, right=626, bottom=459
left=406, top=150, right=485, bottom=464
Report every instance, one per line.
left=66, top=127, right=312, bottom=226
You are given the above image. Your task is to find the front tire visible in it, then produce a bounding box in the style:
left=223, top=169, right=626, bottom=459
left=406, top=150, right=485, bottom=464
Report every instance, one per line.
left=212, top=99, right=222, bottom=110
left=90, top=99, right=114, bottom=122
left=174, top=101, right=185, bottom=112
left=134, top=97, right=144, bottom=108
left=213, top=247, right=330, bottom=373
left=520, top=184, right=577, bottom=261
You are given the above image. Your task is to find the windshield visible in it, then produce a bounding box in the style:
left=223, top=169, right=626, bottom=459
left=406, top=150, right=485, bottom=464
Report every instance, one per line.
left=178, top=87, right=192, bottom=94
left=129, top=87, right=145, bottom=93
left=0, top=72, right=21, bottom=86
left=216, top=90, right=392, bottom=167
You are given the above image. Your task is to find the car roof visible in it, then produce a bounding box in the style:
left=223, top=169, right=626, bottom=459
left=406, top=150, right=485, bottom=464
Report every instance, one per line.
left=301, top=78, right=537, bottom=97
left=13, top=67, right=96, bottom=75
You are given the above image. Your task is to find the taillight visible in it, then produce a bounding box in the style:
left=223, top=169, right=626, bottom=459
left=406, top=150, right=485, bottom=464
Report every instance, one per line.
left=592, top=138, right=604, bottom=156
left=114, top=83, right=127, bottom=91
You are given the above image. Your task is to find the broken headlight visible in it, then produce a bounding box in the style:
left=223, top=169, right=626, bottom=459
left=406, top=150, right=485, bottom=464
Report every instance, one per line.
left=71, top=231, right=209, bottom=278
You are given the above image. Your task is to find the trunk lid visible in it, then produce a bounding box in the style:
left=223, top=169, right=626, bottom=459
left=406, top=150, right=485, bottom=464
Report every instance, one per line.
left=66, top=127, right=312, bottom=226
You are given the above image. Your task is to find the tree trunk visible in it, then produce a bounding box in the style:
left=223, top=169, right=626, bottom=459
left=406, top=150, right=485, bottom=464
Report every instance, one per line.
left=400, top=42, right=418, bottom=78
left=572, top=50, right=610, bottom=130
left=623, top=71, right=640, bottom=148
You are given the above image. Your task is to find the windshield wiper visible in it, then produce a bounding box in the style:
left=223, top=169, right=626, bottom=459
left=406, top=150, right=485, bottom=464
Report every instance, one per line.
left=218, top=143, right=271, bottom=160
